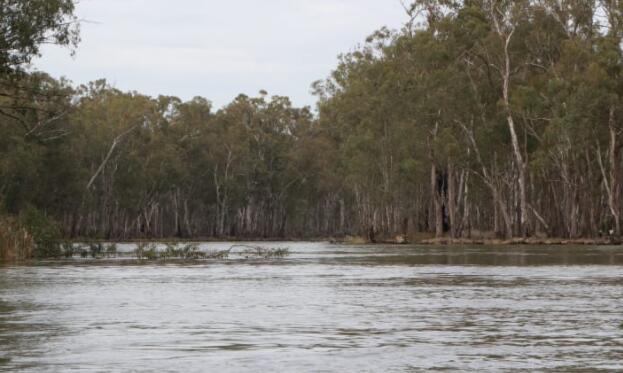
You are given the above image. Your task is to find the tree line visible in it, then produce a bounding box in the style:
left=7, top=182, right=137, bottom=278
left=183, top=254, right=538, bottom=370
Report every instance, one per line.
left=1, top=0, right=623, bottom=243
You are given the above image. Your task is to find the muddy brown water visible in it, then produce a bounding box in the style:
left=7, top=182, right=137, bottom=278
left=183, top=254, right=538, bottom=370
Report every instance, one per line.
left=1, top=243, right=622, bottom=372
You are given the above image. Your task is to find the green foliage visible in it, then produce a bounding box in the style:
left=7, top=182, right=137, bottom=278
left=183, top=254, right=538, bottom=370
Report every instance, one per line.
left=159, top=243, right=179, bottom=260
left=88, top=242, right=104, bottom=259
left=106, top=243, right=118, bottom=258
left=0, top=0, right=79, bottom=74
left=1, top=0, right=623, bottom=246
left=180, top=243, right=203, bottom=259
left=134, top=242, right=158, bottom=260
left=18, top=206, right=61, bottom=258
left=61, top=242, right=75, bottom=258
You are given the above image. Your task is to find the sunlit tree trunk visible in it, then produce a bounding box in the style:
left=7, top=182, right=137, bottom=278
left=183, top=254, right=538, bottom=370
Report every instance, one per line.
left=597, top=106, right=621, bottom=236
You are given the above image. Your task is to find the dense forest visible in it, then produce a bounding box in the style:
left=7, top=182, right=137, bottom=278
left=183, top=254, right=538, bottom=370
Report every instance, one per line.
left=1, top=0, right=623, bottom=250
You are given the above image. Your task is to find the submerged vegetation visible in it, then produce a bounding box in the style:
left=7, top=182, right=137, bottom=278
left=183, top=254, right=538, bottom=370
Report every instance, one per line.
left=2, top=1, right=623, bottom=261
left=228, top=244, right=291, bottom=259
left=79, top=242, right=290, bottom=261
left=129, top=243, right=290, bottom=261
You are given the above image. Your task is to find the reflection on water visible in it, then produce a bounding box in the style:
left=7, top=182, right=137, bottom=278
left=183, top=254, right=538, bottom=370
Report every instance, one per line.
left=0, top=243, right=622, bottom=372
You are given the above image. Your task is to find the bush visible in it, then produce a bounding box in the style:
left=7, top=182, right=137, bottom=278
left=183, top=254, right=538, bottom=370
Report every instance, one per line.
left=135, top=242, right=158, bottom=260
left=106, top=243, right=118, bottom=258
left=89, top=243, right=104, bottom=258
left=160, top=243, right=179, bottom=260
left=19, top=206, right=62, bottom=259
left=62, top=242, right=75, bottom=258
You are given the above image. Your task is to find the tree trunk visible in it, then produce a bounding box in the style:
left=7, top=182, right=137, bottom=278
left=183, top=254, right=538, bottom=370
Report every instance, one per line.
left=448, top=163, right=457, bottom=238
left=501, top=36, right=529, bottom=237
left=598, top=106, right=621, bottom=236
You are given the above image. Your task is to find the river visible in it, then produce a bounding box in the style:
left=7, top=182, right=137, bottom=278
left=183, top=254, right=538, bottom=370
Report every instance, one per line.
left=1, top=243, right=622, bottom=372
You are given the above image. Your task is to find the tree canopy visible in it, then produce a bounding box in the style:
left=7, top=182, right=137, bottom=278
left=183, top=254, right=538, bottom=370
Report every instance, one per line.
left=0, top=0, right=79, bottom=74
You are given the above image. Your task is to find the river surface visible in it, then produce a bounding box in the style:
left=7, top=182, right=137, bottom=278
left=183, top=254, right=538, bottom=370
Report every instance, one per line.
left=1, top=243, right=622, bottom=372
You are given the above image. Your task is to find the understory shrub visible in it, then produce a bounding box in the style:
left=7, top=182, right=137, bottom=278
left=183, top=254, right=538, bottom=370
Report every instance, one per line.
left=19, top=206, right=62, bottom=259
left=0, top=216, right=35, bottom=261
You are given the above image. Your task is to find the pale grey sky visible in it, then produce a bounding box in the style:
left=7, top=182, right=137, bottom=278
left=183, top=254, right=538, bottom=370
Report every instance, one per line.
left=34, top=0, right=407, bottom=109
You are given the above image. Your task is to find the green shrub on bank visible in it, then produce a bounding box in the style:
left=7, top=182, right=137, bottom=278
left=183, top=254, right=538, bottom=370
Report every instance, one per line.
left=19, top=206, right=62, bottom=259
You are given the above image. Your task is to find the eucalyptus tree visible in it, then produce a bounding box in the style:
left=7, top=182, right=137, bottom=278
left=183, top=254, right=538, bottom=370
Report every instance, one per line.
left=0, top=73, right=75, bottom=213
left=0, top=0, right=79, bottom=74
left=5, top=0, right=623, bottom=248
left=0, top=0, right=79, bottom=131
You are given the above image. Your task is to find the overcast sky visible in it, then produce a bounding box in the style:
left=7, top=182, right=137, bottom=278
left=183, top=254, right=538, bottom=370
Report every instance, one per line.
left=34, top=0, right=407, bottom=109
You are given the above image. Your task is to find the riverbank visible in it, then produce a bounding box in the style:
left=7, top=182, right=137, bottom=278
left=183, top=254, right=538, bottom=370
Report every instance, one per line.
left=2, top=234, right=621, bottom=263
left=333, top=234, right=622, bottom=246
left=8, top=234, right=623, bottom=248
left=418, top=237, right=622, bottom=246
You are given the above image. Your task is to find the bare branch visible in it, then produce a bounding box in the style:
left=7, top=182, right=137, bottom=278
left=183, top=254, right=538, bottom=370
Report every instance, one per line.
left=86, top=126, right=138, bottom=190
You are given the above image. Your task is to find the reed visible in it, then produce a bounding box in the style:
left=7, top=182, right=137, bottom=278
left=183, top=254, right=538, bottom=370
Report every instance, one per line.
left=0, top=217, right=35, bottom=262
